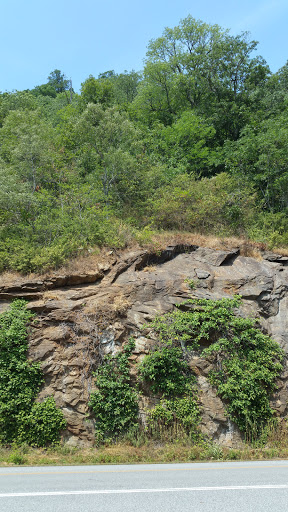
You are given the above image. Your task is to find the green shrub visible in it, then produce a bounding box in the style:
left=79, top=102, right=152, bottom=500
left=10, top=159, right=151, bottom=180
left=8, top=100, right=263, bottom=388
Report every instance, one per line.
left=0, top=301, right=66, bottom=446
left=142, top=295, right=283, bottom=441
left=138, top=346, right=193, bottom=396
left=146, top=397, right=200, bottom=441
left=150, top=173, right=256, bottom=236
left=204, top=320, right=283, bottom=436
left=199, top=301, right=284, bottom=437
left=139, top=326, right=201, bottom=440
left=147, top=295, right=242, bottom=349
left=89, top=339, right=139, bottom=443
left=17, top=397, right=66, bottom=447
left=8, top=451, right=26, bottom=465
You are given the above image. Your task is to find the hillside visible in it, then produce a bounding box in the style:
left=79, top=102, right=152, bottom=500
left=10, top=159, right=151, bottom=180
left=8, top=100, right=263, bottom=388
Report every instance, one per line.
left=1, top=15, right=288, bottom=275
left=1, top=14, right=288, bottom=453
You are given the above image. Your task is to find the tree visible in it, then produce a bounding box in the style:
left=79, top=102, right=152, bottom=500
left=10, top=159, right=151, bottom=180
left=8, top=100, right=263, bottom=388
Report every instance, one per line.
left=74, top=103, right=144, bottom=209
left=150, top=172, right=256, bottom=235
left=0, top=110, right=57, bottom=192
left=47, top=69, right=73, bottom=104
left=250, top=61, right=288, bottom=121
left=113, top=70, right=142, bottom=106
left=0, top=91, right=38, bottom=127
left=0, top=158, right=34, bottom=226
left=224, top=112, right=288, bottom=212
left=32, top=83, right=57, bottom=98
left=145, top=111, right=216, bottom=176
left=135, top=16, right=269, bottom=142
left=81, top=75, right=115, bottom=107
left=47, top=69, right=70, bottom=94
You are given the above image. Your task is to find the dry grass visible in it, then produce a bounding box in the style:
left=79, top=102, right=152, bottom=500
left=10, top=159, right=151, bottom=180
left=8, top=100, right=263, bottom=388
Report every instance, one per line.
left=59, top=248, right=108, bottom=274
left=1, top=438, right=288, bottom=467
left=274, top=247, right=288, bottom=257
left=112, top=295, right=131, bottom=315
left=2, top=418, right=288, bottom=467
left=239, top=243, right=263, bottom=260
left=42, top=291, right=60, bottom=301
left=143, top=265, right=158, bottom=273
left=1, top=230, right=287, bottom=284
left=136, top=230, right=268, bottom=255
left=0, top=271, right=34, bottom=287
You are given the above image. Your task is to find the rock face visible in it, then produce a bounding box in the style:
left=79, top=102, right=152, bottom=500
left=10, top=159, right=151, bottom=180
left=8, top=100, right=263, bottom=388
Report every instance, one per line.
left=1, top=244, right=288, bottom=446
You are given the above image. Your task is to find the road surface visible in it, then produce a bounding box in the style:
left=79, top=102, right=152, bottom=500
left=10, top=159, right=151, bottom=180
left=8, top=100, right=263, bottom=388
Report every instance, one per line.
left=1, top=460, right=288, bottom=511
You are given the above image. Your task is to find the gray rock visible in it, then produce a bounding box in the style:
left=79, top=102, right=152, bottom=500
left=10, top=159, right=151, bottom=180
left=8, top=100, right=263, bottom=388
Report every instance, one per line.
left=195, top=269, right=211, bottom=279
left=2, top=244, right=288, bottom=446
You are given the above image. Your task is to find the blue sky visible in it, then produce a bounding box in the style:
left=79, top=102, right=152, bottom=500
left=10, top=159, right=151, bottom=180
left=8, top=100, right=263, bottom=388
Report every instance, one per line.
left=1, top=0, right=288, bottom=93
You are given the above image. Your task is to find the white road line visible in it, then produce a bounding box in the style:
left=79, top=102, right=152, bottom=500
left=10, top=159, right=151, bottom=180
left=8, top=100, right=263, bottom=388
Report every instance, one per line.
left=1, top=485, right=288, bottom=497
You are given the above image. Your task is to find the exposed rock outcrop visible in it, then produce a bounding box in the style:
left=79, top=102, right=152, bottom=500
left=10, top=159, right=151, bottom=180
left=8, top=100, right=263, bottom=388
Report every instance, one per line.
left=1, top=244, right=287, bottom=446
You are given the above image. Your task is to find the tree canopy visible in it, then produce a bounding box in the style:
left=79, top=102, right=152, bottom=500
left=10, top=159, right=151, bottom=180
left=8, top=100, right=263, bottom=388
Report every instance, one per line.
left=0, top=16, right=288, bottom=272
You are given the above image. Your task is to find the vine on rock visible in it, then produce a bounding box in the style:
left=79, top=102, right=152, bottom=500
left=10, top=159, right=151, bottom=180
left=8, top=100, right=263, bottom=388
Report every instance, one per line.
left=0, top=300, right=66, bottom=446
left=88, top=338, right=139, bottom=443
left=138, top=332, right=201, bottom=441
left=139, top=295, right=284, bottom=440
left=202, top=306, right=284, bottom=436
left=83, top=293, right=284, bottom=444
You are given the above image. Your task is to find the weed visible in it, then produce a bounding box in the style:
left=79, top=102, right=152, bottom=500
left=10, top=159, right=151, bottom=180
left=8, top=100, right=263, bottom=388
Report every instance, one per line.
left=8, top=452, right=26, bottom=465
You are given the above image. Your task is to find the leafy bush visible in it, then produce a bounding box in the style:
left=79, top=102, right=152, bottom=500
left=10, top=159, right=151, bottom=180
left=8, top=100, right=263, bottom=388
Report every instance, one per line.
left=138, top=346, right=193, bottom=396
left=0, top=300, right=66, bottom=446
left=146, top=397, right=200, bottom=441
left=142, top=295, right=283, bottom=440
left=149, top=173, right=256, bottom=236
left=203, top=314, right=284, bottom=435
left=139, top=323, right=201, bottom=440
left=89, top=339, right=139, bottom=443
left=147, top=295, right=242, bottom=349
left=17, top=397, right=67, bottom=446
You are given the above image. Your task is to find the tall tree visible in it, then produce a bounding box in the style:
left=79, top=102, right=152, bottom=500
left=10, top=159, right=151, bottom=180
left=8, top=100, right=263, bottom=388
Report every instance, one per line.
left=0, top=110, right=58, bottom=192
left=224, top=112, right=288, bottom=212
left=81, top=75, right=115, bottom=107
left=73, top=103, right=144, bottom=209
left=47, top=69, right=70, bottom=94
left=135, top=16, right=269, bottom=142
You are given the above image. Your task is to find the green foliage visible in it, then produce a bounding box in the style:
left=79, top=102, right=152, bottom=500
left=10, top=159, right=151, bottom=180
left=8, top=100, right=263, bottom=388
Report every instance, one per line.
left=0, top=15, right=288, bottom=275
left=135, top=15, right=268, bottom=142
left=145, top=112, right=216, bottom=176
left=147, top=295, right=242, bottom=349
left=139, top=313, right=201, bottom=440
left=89, top=339, right=139, bottom=442
left=224, top=113, right=288, bottom=212
left=142, top=295, right=283, bottom=440
left=32, top=83, right=57, bottom=98
left=17, top=397, right=67, bottom=447
left=184, top=278, right=196, bottom=290
left=203, top=312, right=284, bottom=436
left=146, top=396, right=200, bottom=441
left=8, top=450, right=26, bottom=465
left=81, top=75, right=115, bottom=107
left=247, top=211, right=288, bottom=248
left=149, top=173, right=256, bottom=236
left=139, top=346, right=193, bottom=396
left=147, top=397, right=200, bottom=431
left=0, top=178, right=137, bottom=273
left=47, top=69, right=70, bottom=94
left=0, top=300, right=66, bottom=446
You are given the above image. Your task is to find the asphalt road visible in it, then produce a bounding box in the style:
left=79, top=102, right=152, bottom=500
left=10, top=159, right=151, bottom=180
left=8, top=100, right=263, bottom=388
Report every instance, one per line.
left=1, top=460, right=288, bottom=512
